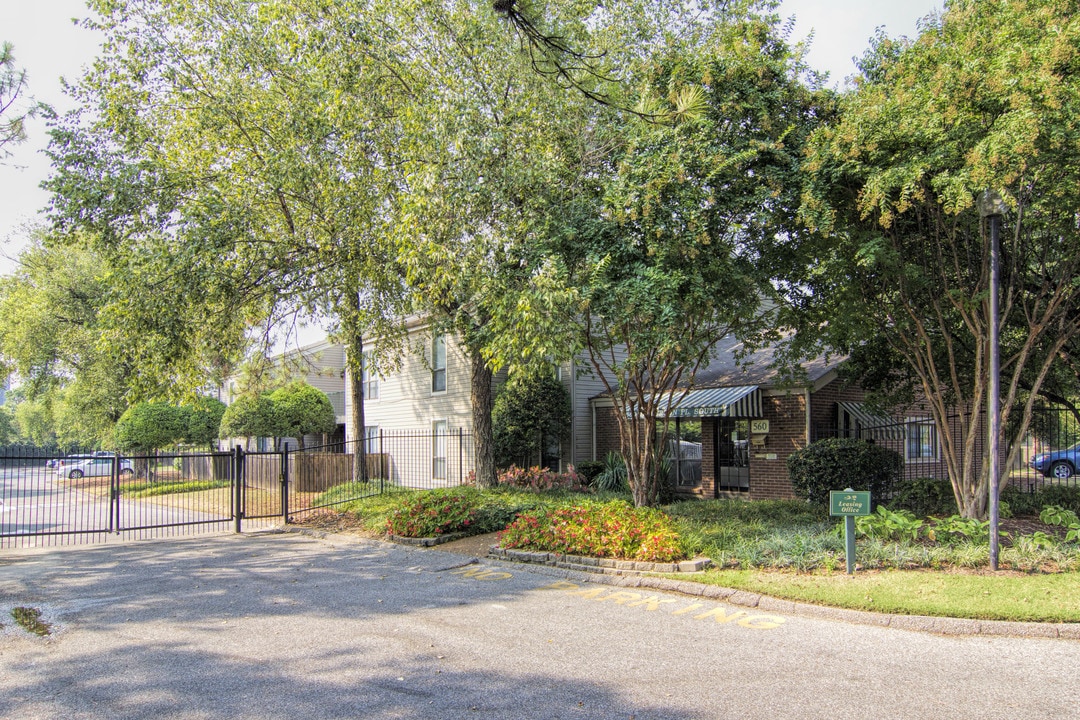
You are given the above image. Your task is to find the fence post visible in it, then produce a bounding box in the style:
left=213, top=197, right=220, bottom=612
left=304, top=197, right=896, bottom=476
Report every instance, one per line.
left=458, top=427, right=464, bottom=486
left=233, top=446, right=245, bottom=534
left=110, top=454, right=120, bottom=534
left=281, top=446, right=290, bottom=524
left=379, top=430, right=385, bottom=494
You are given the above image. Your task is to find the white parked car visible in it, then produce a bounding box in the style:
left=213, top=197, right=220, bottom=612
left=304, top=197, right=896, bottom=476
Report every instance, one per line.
left=65, top=456, right=134, bottom=479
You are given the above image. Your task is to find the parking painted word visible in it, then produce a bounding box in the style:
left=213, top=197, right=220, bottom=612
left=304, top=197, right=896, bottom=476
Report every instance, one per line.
left=448, top=565, right=514, bottom=581
left=540, top=580, right=786, bottom=630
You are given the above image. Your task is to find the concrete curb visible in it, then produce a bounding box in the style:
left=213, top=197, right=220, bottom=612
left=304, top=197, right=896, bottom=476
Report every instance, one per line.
left=280, top=526, right=1080, bottom=640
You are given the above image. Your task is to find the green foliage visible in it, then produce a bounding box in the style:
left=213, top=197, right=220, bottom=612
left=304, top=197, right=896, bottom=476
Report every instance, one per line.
left=854, top=507, right=924, bottom=543
left=799, top=0, right=1080, bottom=519
left=184, top=396, right=226, bottom=450
left=498, top=500, right=684, bottom=562
left=0, top=407, right=16, bottom=446
left=492, top=370, right=572, bottom=469
left=1040, top=505, right=1080, bottom=543
left=787, top=438, right=903, bottom=506
left=267, top=381, right=337, bottom=447
left=112, top=402, right=188, bottom=452
left=888, top=478, right=957, bottom=517
left=593, top=452, right=629, bottom=493
left=0, top=42, right=39, bottom=155
left=385, top=489, right=481, bottom=538
left=496, top=465, right=586, bottom=493
left=574, top=460, right=605, bottom=485
left=218, top=395, right=276, bottom=441
left=926, top=515, right=992, bottom=545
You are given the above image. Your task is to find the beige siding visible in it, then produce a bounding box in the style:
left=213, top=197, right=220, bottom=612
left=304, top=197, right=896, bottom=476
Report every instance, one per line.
left=347, top=330, right=473, bottom=439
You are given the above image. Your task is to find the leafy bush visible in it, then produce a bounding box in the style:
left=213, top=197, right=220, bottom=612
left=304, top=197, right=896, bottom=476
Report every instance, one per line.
left=889, top=478, right=956, bottom=517
left=492, top=370, right=571, bottom=469
left=787, top=438, right=902, bottom=507
left=1040, top=505, right=1080, bottom=542
left=385, top=489, right=481, bottom=538
left=496, top=465, right=586, bottom=492
left=575, top=460, right=605, bottom=485
left=854, top=506, right=924, bottom=542
left=498, top=500, right=684, bottom=562
left=926, top=515, right=992, bottom=545
left=593, top=452, right=628, bottom=493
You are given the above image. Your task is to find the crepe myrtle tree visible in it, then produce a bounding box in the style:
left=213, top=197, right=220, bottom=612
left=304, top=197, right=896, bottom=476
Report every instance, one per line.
left=798, top=0, right=1080, bottom=518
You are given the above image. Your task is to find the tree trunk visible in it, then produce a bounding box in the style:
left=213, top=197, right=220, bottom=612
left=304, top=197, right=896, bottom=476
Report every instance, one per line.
left=471, top=351, right=496, bottom=488
left=344, top=299, right=368, bottom=484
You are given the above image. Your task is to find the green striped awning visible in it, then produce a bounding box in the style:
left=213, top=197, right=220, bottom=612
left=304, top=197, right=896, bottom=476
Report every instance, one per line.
left=665, top=385, right=762, bottom=419
left=838, top=401, right=905, bottom=440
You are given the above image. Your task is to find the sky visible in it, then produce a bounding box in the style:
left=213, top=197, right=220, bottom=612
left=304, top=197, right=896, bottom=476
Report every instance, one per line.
left=0, top=0, right=942, bottom=282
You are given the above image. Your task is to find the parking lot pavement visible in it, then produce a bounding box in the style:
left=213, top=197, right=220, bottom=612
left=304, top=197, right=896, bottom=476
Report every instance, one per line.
left=3, top=532, right=1080, bottom=719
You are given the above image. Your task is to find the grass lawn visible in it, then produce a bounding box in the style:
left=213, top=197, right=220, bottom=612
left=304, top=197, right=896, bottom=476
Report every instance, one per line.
left=691, top=568, right=1080, bottom=623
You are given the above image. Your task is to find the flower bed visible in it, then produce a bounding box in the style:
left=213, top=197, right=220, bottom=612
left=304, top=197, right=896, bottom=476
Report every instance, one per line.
left=497, top=500, right=684, bottom=562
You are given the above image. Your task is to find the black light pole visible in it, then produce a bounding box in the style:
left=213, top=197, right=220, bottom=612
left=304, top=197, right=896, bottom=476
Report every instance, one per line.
left=978, top=189, right=1007, bottom=571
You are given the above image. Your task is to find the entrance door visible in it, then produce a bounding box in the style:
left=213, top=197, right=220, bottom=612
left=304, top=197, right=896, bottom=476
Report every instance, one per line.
left=715, top=418, right=749, bottom=492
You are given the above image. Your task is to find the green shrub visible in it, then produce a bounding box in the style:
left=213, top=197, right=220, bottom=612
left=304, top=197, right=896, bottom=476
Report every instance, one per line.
left=787, top=438, right=902, bottom=507
left=853, top=506, right=924, bottom=542
left=593, top=452, right=628, bottom=493
left=926, top=515, right=992, bottom=545
left=1040, top=505, right=1080, bottom=542
left=889, top=478, right=956, bottom=517
left=385, top=489, right=481, bottom=538
left=498, top=500, right=684, bottom=562
left=575, top=460, right=605, bottom=485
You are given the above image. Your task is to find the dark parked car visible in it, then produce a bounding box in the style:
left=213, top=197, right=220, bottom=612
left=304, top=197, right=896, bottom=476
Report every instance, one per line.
left=1030, top=443, right=1080, bottom=479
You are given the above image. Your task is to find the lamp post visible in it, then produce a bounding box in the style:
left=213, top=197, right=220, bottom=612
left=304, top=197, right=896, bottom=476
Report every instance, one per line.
left=978, top=189, right=1008, bottom=571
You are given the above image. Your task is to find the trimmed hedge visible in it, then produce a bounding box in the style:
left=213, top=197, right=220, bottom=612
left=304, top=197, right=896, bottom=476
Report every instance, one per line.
left=787, top=438, right=902, bottom=507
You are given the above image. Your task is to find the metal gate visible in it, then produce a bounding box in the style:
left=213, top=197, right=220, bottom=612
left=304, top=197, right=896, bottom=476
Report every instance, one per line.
left=0, top=444, right=381, bottom=549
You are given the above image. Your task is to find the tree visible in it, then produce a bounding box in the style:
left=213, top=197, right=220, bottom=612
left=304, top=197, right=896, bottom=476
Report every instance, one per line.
left=510, top=6, right=821, bottom=507
left=0, top=42, right=38, bottom=157
left=185, top=396, right=226, bottom=451
left=493, top=369, right=572, bottom=469
left=0, top=234, right=133, bottom=448
left=267, top=381, right=336, bottom=450
left=218, top=395, right=276, bottom=446
left=113, top=402, right=187, bottom=453
left=798, top=0, right=1080, bottom=518
left=0, top=407, right=16, bottom=446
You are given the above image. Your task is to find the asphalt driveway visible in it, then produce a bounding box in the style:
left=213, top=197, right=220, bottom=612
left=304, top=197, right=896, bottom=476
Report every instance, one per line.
left=2, top=531, right=1079, bottom=719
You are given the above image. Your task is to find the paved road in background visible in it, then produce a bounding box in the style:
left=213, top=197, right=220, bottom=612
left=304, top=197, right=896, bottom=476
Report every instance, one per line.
left=2, top=532, right=1079, bottom=719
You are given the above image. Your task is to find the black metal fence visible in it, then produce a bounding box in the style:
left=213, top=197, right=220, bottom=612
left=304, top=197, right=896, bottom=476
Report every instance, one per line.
left=812, top=405, right=1080, bottom=493
left=0, top=440, right=382, bottom=549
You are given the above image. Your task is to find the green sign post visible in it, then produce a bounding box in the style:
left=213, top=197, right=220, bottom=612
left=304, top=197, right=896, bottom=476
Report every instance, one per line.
left=830, top=489, right=871, bottom=574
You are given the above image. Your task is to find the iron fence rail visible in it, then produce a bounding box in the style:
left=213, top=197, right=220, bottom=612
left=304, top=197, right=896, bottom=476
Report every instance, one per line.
left=0, top=441, right=384, bottom=549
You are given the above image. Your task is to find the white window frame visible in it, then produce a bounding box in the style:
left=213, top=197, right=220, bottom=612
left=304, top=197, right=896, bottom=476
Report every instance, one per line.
left=363, top=425, right=379, bottom=454
left=361, top=351, right=379, bottom=401
left=432, top=420, right=448, bottom=480
left=431, top=334, right=447, bottom=394
left=905, top=417, right=939, bottom=462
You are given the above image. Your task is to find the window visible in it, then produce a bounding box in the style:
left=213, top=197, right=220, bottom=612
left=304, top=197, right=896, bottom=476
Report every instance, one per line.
left=363, top=426, right=379, bottom=454
left=432, top=334, right=447, bottom=393
left=432, top=420, right=448, bottom=480
left=361, top=352, right=379, bottom=400
left=906, top=418, right=939, bottom=461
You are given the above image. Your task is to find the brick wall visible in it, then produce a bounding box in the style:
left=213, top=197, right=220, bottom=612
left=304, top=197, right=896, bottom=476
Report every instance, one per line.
left=746, top=393, right=804, bottom=500
left=593, top=405, right=622, bottom=460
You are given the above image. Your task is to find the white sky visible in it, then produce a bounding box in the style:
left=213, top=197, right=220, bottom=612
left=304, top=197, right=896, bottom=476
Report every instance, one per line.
left=0, top=0, right=942, bottom=280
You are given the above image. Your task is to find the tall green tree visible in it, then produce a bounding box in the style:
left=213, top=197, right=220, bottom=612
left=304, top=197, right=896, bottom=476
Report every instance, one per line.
left=506, top=4, right=821, bottom=506
left=799, top=0, right=1080, bottom=518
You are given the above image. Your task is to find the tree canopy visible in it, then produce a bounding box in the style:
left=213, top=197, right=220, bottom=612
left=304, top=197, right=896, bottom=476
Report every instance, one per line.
left=798, top=0, right=1080, bottom=517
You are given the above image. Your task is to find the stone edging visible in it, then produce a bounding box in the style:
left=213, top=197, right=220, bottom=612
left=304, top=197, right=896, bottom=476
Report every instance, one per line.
left=488, top=546, right=711, bottom=575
